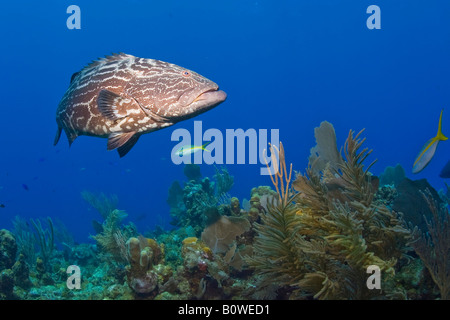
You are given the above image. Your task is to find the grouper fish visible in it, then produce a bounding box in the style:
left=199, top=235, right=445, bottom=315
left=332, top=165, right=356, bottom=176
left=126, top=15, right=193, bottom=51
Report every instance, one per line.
left=54, top=53, right=227, bottom=157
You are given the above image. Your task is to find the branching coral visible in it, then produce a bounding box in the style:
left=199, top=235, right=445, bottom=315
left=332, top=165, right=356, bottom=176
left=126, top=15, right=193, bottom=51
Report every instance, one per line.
left=410, top=190, right=450, bottom=300
left=246, top=142, right=306, bottom=294
left=338, top=129, right=378, bottom=206
left=295, top=128, right=410, bottom=299
left=247, top=196, right=305, bottom=289
left=91, top=208, right=134, bottom=261
left=12, top=216, right=36, bottom=267
left=31, top=218, right=54, bottom=265
left=12, top=216, right=59, bottom=273
left=81, top=191, right=119, bottom=220
left=247, top=125, right=411, bottom=300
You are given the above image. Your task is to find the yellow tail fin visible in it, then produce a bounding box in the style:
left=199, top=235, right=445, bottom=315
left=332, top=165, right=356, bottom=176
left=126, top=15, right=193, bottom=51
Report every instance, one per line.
left=437, top=109, right=448, bottom=141
left=201, top=141, right=212, bottom=151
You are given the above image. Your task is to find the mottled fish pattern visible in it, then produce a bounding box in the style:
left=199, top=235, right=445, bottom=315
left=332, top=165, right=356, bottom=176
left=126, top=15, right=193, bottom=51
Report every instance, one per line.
left=54, top=53, right=226, bottom=157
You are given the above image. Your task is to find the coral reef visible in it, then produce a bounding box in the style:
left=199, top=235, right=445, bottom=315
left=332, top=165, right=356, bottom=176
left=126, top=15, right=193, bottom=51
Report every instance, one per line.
left=214, top=166, right=234, bottom=196
left=12, top=216, right=36, bottom=267
left=246, top=142, right=305, bottom=298
left=0, top=230, right=32, bottom=299
left=410, top=190, right=450, bottom=300
left=308, top=120, right=343, bottom=177
left=116, top=235, right=167, bottom=294
left=0, top=229, right=17, bottom=271
left=393, top=178, right=443, bottom=232
left=379, top=163, right=405, bottom=187
left=91, top=208, right=135, bottom=261
left=30, top=217, right=54, bottom=271
left=181, top=237, right=212, bottom=274
left=248, top=126, right=412, bottom=299
left=167, top=165, right=236, bottom=236
left=1, top=123, right=448, bottom=301
left=438, top=182, right=449, bottom=206
left=167, top=181, right=185, bottom=219
left=230, top=197, right=241, bottom=216
left=12, top=254, right=32, bottom=289
left=201, top=216, right=250, bottom=253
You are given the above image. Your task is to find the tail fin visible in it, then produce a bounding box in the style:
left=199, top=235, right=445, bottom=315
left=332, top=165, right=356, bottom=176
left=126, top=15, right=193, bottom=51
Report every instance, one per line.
left=201, top=141, right=212, bottom=151
left=437, top=109, right=448, bottom=141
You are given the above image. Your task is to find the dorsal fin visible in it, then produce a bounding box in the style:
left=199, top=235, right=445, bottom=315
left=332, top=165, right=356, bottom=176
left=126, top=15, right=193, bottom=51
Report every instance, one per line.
left=82, top=53, right=133, bottom=72
left=70, top=71, right=80, bottom=84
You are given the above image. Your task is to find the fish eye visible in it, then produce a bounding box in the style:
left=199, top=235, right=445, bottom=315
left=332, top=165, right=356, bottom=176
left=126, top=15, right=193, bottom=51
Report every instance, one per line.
left=182, top=70, right=191, bottom=77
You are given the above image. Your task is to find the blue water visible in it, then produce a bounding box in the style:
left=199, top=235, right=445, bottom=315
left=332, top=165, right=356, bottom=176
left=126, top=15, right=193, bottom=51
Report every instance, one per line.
left=0, top=0, right=449, bottom=243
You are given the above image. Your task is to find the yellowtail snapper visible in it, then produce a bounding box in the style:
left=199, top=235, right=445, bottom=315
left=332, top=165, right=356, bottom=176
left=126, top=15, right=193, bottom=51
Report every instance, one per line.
left=412, top=109, right=448, bottom=174
left=175, top=142, right=211, bottom=157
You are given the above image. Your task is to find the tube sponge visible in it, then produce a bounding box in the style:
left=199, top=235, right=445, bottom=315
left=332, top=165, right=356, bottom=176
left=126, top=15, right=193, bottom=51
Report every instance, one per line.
left=125, top=236, right=165, bottom=294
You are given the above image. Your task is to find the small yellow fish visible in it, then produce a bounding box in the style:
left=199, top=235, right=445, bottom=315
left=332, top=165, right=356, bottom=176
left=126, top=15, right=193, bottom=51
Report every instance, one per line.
left=175, top=142, right=211, bottom=157
left=412, top=109, right=448, bottom=174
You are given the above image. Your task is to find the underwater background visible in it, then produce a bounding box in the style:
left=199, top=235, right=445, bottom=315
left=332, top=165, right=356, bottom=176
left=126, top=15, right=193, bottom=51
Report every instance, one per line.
left=0, top=0, right=449, bottom=300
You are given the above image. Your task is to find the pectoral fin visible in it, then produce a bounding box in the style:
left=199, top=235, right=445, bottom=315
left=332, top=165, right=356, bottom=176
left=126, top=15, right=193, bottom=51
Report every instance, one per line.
left=97, top=89, right=141, bottom=121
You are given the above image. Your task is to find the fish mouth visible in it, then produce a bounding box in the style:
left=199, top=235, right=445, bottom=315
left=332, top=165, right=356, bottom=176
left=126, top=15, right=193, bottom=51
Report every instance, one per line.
left=189, top=88, right=227, bottom=110
left=169, top=86, right=227, bottom=121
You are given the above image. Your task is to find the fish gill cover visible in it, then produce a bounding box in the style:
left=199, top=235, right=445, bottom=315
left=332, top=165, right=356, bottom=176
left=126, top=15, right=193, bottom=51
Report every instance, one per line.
left=0, top=0, right=449, bottom=304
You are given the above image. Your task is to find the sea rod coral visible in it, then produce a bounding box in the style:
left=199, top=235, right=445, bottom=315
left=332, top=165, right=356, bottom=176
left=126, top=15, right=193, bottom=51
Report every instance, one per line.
left=247, top=124, right=412, bottom=299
